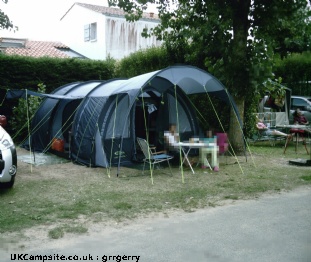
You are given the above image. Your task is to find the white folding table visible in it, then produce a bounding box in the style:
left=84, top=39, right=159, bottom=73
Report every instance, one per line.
left=177, top=142, right=219, bottom=174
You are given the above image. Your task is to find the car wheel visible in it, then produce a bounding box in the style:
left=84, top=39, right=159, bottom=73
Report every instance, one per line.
left=0, top=175, right=15, bottom=189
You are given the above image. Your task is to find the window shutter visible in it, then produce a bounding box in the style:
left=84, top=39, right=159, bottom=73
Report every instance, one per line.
left=90, top=23, right=97, bottom=41
left=84, top=24, right=90, bottom=41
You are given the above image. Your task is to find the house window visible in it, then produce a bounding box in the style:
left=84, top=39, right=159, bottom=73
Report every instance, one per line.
left=84, top=23, right=97, bottom=41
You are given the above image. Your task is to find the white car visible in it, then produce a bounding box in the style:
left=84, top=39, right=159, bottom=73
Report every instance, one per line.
left=289, top=96, right=311, bottom=124
left=0, top=126, right=17, bottom=188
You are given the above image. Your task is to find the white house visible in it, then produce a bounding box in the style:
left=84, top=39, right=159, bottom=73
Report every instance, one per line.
left=60, top=2, right=162, bottom=60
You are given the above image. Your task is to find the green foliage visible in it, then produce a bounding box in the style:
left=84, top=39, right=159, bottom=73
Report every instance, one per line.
left=0, top=55, right=116, bottom=93
left=262, top=78, right=286, bottom=99
left=252, top=1, right=311, bottom=58
left=0, top=0, right=17, bottom=31
left=110, top=0, right=311, bottom=91
left=243, top=101, right=258, bottom=139
left=10, top=83, right=46, bottom=141
left=116, top=45, right=171, bottom=78
left=274, top=52, right=311, bottom=95
left=189, top=94, right=230, bottom=133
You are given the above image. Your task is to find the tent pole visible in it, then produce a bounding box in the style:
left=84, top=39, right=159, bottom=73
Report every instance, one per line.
left=227, top=91, right=250, bottom=166
left=204, top=88, right=246, bottom=172
left=173, top=85, right=184, bottom=183
left=25, top=90, right=35, bottom=170
left=116, top=136, right=121, bottom=177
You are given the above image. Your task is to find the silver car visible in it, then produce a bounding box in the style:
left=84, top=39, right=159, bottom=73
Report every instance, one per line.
left=0, top=126, right=17, bottom=188
left=289, top=96, right=311, bottom=124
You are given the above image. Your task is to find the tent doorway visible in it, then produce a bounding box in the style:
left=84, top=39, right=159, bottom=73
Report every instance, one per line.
left=134, top=88, right=200, bottom=153
left=135, top=94, right=161, bottom=146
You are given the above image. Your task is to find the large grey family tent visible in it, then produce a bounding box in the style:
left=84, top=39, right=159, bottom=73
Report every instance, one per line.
left=9, top=65, right=243, bottom=168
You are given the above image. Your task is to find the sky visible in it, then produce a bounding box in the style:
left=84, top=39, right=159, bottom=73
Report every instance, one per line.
left=0, top=0, right=110, bottom=41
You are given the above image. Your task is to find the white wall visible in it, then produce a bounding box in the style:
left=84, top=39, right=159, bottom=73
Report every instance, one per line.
left=60, top=4, right=162, bottom=60
left=60, top=5, right=107, bottom=60
left=105, top=17, right=162, bottom=60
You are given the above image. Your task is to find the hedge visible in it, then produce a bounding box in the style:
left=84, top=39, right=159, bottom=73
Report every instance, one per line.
left=274, top=52, right=311, bottom=96
left=0, top=54, right=116, bottom=127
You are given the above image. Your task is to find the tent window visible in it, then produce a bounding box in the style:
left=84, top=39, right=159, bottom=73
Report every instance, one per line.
left=106, top=96, right=130, bottom=138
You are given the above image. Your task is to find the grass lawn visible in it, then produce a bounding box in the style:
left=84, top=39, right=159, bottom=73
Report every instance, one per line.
left=0, top=141, right=310, bottom=240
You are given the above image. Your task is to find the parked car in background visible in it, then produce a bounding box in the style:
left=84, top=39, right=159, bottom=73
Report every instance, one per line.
left=0, top=125, right=17, bottom=188
left=289, top=96, right=311, bottom=124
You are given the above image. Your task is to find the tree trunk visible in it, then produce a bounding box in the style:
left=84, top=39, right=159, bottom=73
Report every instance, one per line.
left=228, top=0, right=251, bottom=153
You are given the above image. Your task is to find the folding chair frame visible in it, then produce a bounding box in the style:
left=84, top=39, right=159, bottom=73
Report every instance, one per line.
left=137, top=137, right=174, bottom=175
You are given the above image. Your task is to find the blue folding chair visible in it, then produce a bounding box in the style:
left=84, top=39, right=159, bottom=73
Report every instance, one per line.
left=137, top=137, right=174, bottom=175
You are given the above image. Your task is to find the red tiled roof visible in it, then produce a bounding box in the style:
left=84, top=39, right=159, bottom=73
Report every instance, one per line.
left=75, top=2, right=159, bottom=20
left=2, top=40, right=72, bottom=58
